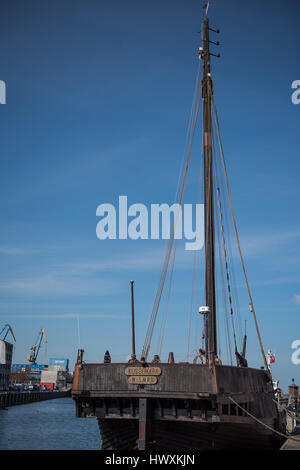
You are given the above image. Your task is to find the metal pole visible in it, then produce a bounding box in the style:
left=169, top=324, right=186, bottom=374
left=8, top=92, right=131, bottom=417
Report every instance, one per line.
left=130, top=280, right=136, bottom=360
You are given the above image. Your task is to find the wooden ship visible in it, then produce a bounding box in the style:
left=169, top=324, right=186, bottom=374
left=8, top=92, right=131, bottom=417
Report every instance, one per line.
left=72, top=12, right=286, bottom=450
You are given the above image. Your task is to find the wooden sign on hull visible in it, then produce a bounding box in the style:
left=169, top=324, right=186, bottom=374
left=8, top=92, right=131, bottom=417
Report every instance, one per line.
left=125, top=367, right=161, bottom=376
left=128, top=376, right=158, bottom=385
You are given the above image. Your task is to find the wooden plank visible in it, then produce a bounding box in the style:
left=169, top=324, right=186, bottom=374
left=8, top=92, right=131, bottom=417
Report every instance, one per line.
left=78, top=363, right=216, bottom=394
left=138, top=398, right=150, bottom=450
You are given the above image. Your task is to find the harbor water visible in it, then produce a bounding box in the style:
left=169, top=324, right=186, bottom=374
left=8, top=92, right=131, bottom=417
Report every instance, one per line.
left=0, top=397, right=101, bottom=450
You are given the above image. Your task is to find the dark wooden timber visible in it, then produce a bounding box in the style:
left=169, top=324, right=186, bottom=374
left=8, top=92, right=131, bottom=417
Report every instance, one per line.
left=202, top=17, right=217, bottom=361
left=138, top=398, right=150, bottom=450
left=130, top=280, right=136, bottom=360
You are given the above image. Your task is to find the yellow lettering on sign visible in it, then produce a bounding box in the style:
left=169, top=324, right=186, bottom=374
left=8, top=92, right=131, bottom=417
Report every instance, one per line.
left=128, top=376, right=158, bottom=385
left=125, top=367, right=161, bottom=376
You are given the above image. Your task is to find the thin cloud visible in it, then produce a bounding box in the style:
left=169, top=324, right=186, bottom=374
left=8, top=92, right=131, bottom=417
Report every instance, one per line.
left=0, top=313, right=128, bottom=319
left=54, top=245, right=196, bottom=275
left=293, top=295, right=300, bottom=305
left=246, top=276, right=300, bottom=288
left=0, top=137, right=147, bottom=209
left=0, top=246, right=41, bottom=255
left=0, top=275, right=123, bottom=297
left=239, top=229, right=300, bottom=257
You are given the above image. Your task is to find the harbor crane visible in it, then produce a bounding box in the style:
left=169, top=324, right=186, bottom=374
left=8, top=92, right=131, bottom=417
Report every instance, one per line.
left=27, top=328, right=47, bottom=364
left=0, top=323, right=16, bottom=342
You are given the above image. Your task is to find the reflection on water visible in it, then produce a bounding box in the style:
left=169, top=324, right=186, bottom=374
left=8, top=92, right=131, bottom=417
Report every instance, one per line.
left=0, top=398, right=101, bottom=450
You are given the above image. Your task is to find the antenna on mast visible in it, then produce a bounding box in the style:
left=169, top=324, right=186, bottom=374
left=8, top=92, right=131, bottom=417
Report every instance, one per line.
left=77, top=315, right=81, bottom=350
left=204, top=2, right=210, bottom=18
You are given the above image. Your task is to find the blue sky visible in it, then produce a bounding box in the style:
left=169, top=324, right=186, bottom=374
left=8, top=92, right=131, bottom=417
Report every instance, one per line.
left=0, top=0, right=299, bottom=390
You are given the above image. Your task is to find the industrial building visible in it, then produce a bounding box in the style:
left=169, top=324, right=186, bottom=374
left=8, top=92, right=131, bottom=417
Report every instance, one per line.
left=12, top=358, right=71, bottom=390
left=0, top=339, right=13, bottom=391
left=12, top=363, right=48, bottom=372
left=4, top=324, right=71, bottom=391
left=40, top=358, right=70, bottom=391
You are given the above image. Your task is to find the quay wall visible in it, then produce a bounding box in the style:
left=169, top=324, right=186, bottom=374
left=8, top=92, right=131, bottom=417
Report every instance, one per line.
left=0, top=390, right=71, bottom=408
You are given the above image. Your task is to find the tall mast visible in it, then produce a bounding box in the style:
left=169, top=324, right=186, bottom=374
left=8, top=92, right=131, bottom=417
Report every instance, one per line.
left=202, top=17, right=217, bottom=362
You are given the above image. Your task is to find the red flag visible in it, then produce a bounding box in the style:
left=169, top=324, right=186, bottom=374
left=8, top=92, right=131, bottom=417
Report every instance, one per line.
left=267, top=350, right=275, bottom=364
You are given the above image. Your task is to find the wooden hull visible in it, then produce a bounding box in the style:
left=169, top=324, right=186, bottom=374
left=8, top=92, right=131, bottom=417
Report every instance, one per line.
left=72, top=363, right=285, bottom=450
left=98, top=418, right=283, bottom=450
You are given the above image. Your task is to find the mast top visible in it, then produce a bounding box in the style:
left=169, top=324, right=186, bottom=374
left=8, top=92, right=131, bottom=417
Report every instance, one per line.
left=204, top=1, right=210, bottom=18
left=199, top=13, right=220, bottom=62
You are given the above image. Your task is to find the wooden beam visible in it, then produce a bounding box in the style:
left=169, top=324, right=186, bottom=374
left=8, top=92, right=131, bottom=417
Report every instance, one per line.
left=138, top=398, right=151, bottom=450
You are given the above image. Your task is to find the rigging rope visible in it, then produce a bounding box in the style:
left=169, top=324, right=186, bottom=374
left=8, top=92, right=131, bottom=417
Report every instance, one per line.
left=215, top=209, right=232, bottom=363
left=209, top=79, right=243, bottom=360
left=157, top=238, right=178, bottom=357
left=194, top=125, right=205, bottom=355
left=212, top=127, right=243, bottom=354
left=193, top=235, right=203, bottom=354
left=211, top=95, right=269, bottom=372
left=142, top=55, right=268, bottom=367
left=141, top=60, right=203, bottom=361
left=187, top=147, right=204, bottom=361
left=221, top=190, right=243, bottom=348
left=212, top=147, right=233, bottom=364
left=174, top=60, right=201, bottom=203
left=228, top=397, right=297, bottom=441
left=156, top=60, right=202, bottom=358
left=216, top=186, right=238, bottom=354
left=186, top=250, right=197, bottom=361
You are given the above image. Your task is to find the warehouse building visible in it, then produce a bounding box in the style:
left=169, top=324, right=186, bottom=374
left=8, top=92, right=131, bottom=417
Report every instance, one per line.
left=40, top=358, right=70, bottom=390
left=0, top=339, right=13, bottom=391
